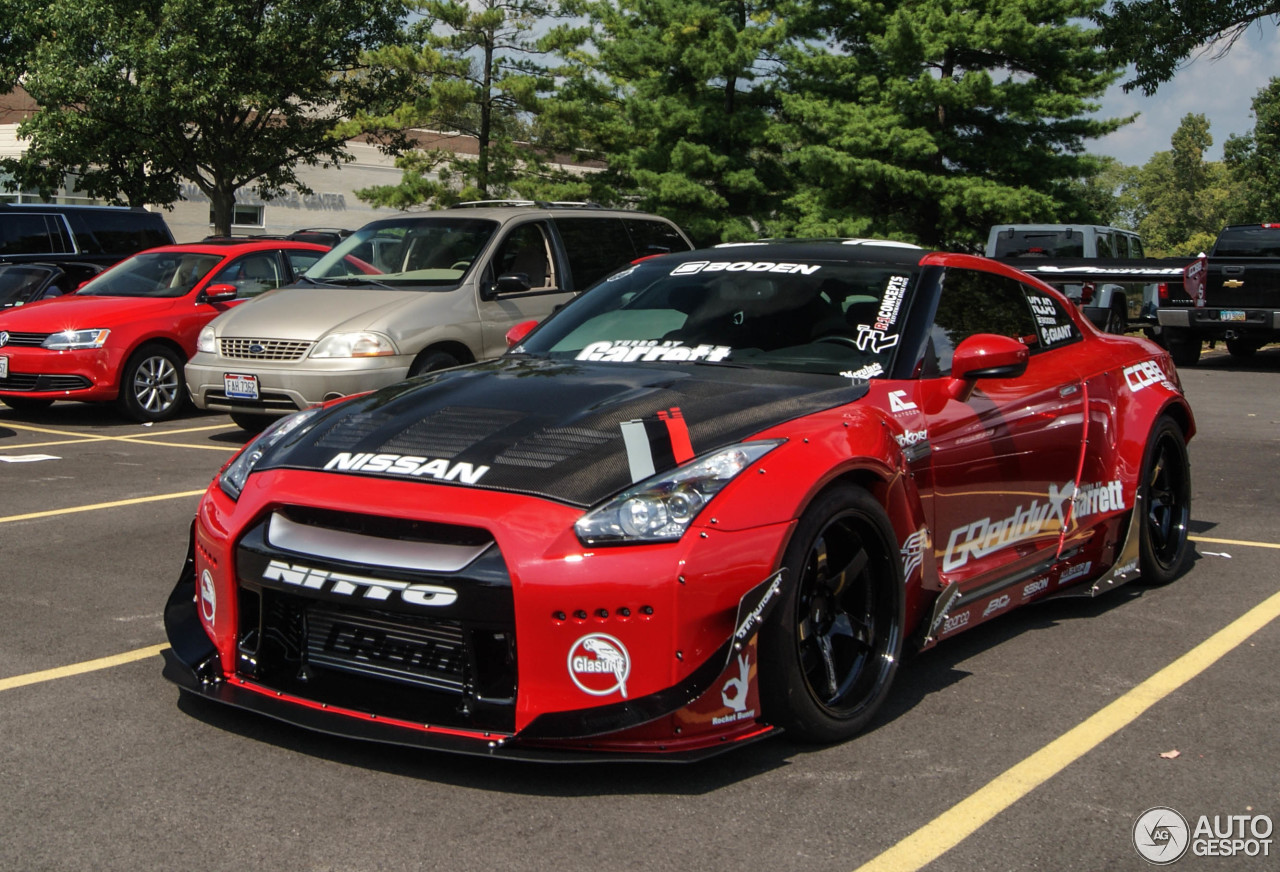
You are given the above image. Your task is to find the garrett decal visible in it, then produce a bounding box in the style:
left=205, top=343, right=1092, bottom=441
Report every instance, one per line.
left=568, top=633, right=631, bottom=699
left=670, top=260, right=823, bottom=276
left=1074, top=480, right=1125, bottom=517
left=577, top=340, right=732, bottom=363
left=323, top=452, right=489, bottom=484
left=943, top=483, right=1073, bottom=571
left=200, top=569, right=217, bottom=623
left=714, top=652, right=757, bottom=725
left=262, top=560, right=458, bottom=607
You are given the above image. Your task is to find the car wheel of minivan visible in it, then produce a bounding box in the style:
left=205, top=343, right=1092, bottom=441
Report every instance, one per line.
left=409, top=351, right=460, bottom=377
left=117, top=344, right=187, bottom=423
left=230, top=411, right=271, bottom=434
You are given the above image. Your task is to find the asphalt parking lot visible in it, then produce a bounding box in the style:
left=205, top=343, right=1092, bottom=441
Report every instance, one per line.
left=1, top=348, right=1278, bottom=872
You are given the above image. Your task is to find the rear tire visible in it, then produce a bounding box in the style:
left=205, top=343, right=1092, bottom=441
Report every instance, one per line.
left=1137, top=416, right=1192, bottom=586
left=1103, top=302, right=1127, bottom=335
left=117, top=344, right=187, bottom=423
left=759, top=485, right=904, bottom=743
left=1225, top=338, right=1259, bottom=359
left=1165, top=330, right=1201, bottom=367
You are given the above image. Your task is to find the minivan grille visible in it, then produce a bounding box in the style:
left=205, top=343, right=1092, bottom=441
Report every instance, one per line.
left=219, top=337, right=312, bottom=361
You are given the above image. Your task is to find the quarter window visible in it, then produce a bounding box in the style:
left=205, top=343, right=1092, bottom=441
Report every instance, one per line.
left=919, top=269, right=1040, bottom=377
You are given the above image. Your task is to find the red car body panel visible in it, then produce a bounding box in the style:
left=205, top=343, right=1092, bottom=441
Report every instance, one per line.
left=162, top=242, right=1195, bottom=759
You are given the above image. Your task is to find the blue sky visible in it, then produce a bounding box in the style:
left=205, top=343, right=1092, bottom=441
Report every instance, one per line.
left=1089, top=18, right=1280, bottom=166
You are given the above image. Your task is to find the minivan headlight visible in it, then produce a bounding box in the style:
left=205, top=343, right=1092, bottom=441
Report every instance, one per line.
left=196, top=325, right=216, bottom=354
left=309, top=332, right=397, bottom=358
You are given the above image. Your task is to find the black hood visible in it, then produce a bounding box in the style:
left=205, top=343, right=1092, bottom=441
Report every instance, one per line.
left=264, top=358, right=867, bottom=508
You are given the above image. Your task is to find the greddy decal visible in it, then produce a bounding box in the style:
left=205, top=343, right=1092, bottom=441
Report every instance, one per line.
left=944, top=483, right=1073, bottom=571
left=577, top=340, right=733, bottom=363
left=323, top=452, right=489, bottom=484
left=568, top=634, right=631, bottom=698
left=262, top=559, right=458, bottom=607
left=670, top=260, right=823, bottom=276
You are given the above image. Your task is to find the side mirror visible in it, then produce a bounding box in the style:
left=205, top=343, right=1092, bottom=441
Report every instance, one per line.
left=947, top=334, right=1029, bottom=401
left=505, top=319, right=539, bottom=347
left=199, top=283, right=238, bottom=303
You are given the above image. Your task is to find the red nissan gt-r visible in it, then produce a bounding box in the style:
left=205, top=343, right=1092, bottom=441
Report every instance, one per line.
left=163, top=239, right=1194, bottom=760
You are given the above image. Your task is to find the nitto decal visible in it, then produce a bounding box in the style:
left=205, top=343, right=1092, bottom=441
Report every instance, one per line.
left=841, top=362, right=884, bottom=382
left=983, top=594, right=1011, bottom=617
left=1124, top=359, right=1167, bottom=392
left=874, top=275, right=910, bottom=330
left=1074, top=480, right=1125, bottom=517
left=200, top=569, right=217, bottom=623
left=670, top=260, right=822, bottom=276
left=855, top=324, right=900, bottom=354
left=323, top=452, right=489, bottom=484
left=943, top=483, right=1073, bottom=571
left=1042, top=324, right=1074, bottom=344
left=1058, top=562, right=1093, bottom=585
left=901, top=529, right=927, bottom=582
left=576, top=340, right=732, bottom=363
left=1022, top=577, right=1050, bottom=599
left=262, top=559, right=458, bottom=607
left=714, top=652, right=757, bottom=725
left=888, top=390, right=918, bottom=413
left=568, top=633, right=631, bottom=699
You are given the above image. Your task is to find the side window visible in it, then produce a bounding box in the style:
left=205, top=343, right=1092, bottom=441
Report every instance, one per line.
left=0, top=214, right=74, bottom=255
left=623, top=218, right=692, bottom=257
left=1024, top=285, right=1081, bottom=349
left=1114, top=233, right=1130, bottom=258
left=286, top=250, right=325, bottom=276
left=211, top=252, right=284, bottom=298
left=1129, top=235, right=1145, bottom=258
left=553, top=217, right=634, bottom=289
left=491, top=223, right=555, bottom=291
left=1096, top=233, right=1113, bottom=258
left=918, top=268, right=1039, bottom=377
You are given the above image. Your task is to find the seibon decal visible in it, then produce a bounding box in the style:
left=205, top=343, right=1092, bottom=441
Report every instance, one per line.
left=323, top=452, right=489, bottom=483
left=669, top=260, right=823, bottom=276
left=576, top=340, right=732, bottom=363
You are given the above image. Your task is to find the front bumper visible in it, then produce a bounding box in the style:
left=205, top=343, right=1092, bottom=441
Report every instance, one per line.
left=0, top=345, right=120, bottom=401
left=185, top=353, right=414, bottom=416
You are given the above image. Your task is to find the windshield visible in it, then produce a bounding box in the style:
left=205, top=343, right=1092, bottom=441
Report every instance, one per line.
left=0, top=265, right=52, bottom=307
left=303, top=216, right=497, bottom=288
left=991, top=229, right=1085, bottom=259
left=518, top=256, right=920, bottom=379
left=76, top=251, right=223, bottom=298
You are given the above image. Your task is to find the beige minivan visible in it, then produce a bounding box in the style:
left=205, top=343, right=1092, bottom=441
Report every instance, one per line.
left=185, top=203, right=692, bottom=430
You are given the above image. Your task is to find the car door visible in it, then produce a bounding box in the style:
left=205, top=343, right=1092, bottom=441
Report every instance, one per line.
left=912, top=266, right=1086, bottom=592
left=478, top=221, right=574, bottom=358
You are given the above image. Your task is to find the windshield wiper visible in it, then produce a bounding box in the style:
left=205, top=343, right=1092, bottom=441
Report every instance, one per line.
left=312, top=275, right=397, bottom=290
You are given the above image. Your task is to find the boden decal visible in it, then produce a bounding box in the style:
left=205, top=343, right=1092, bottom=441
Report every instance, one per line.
left=714, top=651, right=756, bottom=726
left=262, top=559, right=458, bottom=607
left=1028, top=295, right=1059, bottom=326
left=323, top=452, right=489, bottom=484
left=568, top=634, right=631, bottom=698
left=670, top=260, right=823, bottom=276
left=576, top=340, right=732, bottom=363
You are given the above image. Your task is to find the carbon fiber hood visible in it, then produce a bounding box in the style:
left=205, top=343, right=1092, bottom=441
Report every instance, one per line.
left=263, top=357, right=866, bottom=508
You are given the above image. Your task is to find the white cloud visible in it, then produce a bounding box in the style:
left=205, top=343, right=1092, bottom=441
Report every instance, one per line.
left=1089, top=17, right=1280, bottom=166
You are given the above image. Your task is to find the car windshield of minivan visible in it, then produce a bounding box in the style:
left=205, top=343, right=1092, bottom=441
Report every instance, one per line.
left=516, top=258, right=919, bottom=378
left=302, top=217, right=497, bottom=288
left=75, top=252, right=223, bottom=298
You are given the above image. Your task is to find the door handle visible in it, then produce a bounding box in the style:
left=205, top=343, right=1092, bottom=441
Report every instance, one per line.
left=1059, top=384, right=1080, bottom=398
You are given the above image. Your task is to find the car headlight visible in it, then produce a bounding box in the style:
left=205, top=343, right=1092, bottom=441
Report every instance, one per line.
left=309, top=332, right=397, bottom=358
left=219, top=407, right=325, bottom=500
left=42, top=329, right=110, bottom=350
left=196, top=325, right=217, bottom=354
left=575, top=440, right=783, bottom=545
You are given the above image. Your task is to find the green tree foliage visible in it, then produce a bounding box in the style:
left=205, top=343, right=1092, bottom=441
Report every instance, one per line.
left=3, top=0, right=408, bottom=235
left=350, top=0, right=579, bottom=208
left=1095, top=0, right=1280, bottom=95
left=1224, top=77, right=1280, bottom=222
left=1131, top=114, right=1237, bottom=255
left=549, top=0, right=794, bottom=245
left=776, top=0, right=1127, bottom=250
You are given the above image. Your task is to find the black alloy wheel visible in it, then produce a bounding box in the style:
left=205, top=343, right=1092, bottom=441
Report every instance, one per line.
left=1137, top=416, right=1192, bottom=585
left=760, top=485, right=904, bottom=743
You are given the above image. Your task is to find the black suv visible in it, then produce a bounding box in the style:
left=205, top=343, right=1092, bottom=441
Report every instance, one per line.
left=0, top=204, right=176, bottom=267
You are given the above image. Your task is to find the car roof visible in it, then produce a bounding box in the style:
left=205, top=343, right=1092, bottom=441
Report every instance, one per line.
left=364, top=204, right=682, bottom=225
left=669, top=237, right=930, bottom=266
left=136, top=239, right=330, bottom=256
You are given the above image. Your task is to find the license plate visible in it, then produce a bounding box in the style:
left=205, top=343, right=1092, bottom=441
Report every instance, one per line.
left=224, top=372, right=259, bottom=400
left=0, top=356, right=7, bottom=379
left=1220, top=309, right=1246, bottom=322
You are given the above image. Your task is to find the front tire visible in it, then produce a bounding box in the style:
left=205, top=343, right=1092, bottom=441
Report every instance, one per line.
left=117, top=344, right=187, bottom=423
left=229, top=411, right=271, bottom=434
left=759, top=485, right=904, bottom=743
left=1137, top=416, right=1192, bottom=585
left=409, top=350, right=461, bottom=377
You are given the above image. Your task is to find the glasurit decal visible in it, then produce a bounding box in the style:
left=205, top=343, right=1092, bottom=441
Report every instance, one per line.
left=944, top=483, right=1073, bottom=571
left=568, top=633, right=631, bottom=699
left=323, top=452, right=489, bottom=484
left=1124, top=359, right=1168, bottom=392
left=670, top=260, right=823, bottom=276
left=576, top=340, right=732, bottom=363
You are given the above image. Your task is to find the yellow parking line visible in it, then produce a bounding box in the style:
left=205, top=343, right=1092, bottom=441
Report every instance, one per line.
left=0, top=490, right=206, bottom=524
left=1192, top=535, right=1280, bottom=551
left=0, top=643, right=169, bottom=693
left=852, top=586, right=1280, bottom=872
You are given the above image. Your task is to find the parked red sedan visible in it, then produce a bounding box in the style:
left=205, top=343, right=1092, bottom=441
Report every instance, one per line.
left=0, top=238, right=330, bottom=422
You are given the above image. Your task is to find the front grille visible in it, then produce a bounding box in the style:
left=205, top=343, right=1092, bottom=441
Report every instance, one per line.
left=219, top=337, right=312, bottom=361
left=0, top=373, right=92, bottom=391
left=234, top=509, right=517, bottom=732
left=0, top=331, right=49, bottom=348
